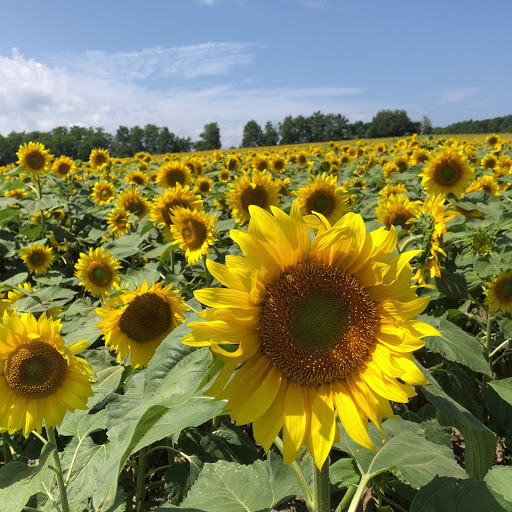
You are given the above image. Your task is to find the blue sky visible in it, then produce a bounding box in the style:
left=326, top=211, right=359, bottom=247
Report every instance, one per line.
left=0, top=0, right=511, bottom=148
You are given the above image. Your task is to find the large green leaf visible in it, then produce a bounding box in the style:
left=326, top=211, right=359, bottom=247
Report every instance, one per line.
left=419, top=364, right=496, bottom=480
left=489, top=378, right=512, bottom=406
left=0, top=442, right=56, bottom=512
left=174, top=452, right=302, bottom=512
left=484, top=466, right=512, bottom=509
left=424, top=318, right=491, bottom=376
left=409, top=476, right=506, bottom=512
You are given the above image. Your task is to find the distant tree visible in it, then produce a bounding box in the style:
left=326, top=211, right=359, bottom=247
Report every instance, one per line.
left=347, top=121, right=368, bottom=139
left=241, top=120, right=264, bottom=148
left=76, top=127, right=113, bottom=161
left=279, top=116, right=299, bottom=145
left=113, top=125, right=131, bottom=157
left=0, top=131, right=25, bottom=164
left=129, top=126, right=145, bottom=154
left=308, top=111, right=328, bottom=142
left=367, top=109, right=417, bottom=138
left=176, top=136, right=193, bottom=153
left=143, top=124, right=160, bottom=154
left=325, top=114, right=350, bottom=141
left=195, top=122, right=221, bottom=151
left=158, top=127, right=178, bottom=154
left=420, top=116, right=433, bottom=135
left=263, top=121, right=279, bottom=146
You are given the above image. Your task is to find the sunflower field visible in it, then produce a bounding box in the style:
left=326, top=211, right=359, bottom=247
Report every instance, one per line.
left=1, top=133, right=512, bottom=512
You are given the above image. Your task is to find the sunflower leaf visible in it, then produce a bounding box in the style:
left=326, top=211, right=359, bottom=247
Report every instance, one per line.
left=489, top=378, right=512, bottom=406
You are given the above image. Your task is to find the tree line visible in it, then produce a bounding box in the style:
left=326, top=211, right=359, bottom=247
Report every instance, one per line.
left=0, top=111, right=510, bottom=165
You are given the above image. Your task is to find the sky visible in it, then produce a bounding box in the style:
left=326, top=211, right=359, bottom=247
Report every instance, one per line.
left=0, top=0, right=511, bottom=148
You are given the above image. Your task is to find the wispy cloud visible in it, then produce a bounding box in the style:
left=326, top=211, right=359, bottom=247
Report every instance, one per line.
left=440, top=87, right=479, bottom=103
left=0, top=47, right=374, bottom=148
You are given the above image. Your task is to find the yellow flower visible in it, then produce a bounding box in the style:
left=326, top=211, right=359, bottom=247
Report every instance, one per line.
left=194, top=176, right=214, bottom=196
left=378, top=183, right=408, bottom=198
left=107, top=208, right=131, bottom=237
left=376, top=194, right=420, bottom=231
left=91, top=181, right=116, bottom=205
left=16, top=142, right=54, bottom=175
left=89, top=148, right=110, bottom=170
left=183, top=201, right=436, bottom=469
left=156, top=161, right=192, bottom=188
left=75, top=247, right=121, bottom=297
left=226, top=170, right=281, bottom=226
left=218, top=168, right=231, bottom=183
left=170, top=207, right=218, bottom=265
left=52, top=155, right=76, bottom=178
left=5, top=188, right=27, bottom=200
left=116, top=188, right=150, bottom=219
left=95, top=282, right=189, bottom=368
left=466, top=175, right=500, bottom=196
left=420, top=148, right=474, bottom=197
left=0, top=311, right=94, bottom=437
left=485, top=270, right=512, bottom=315
left=295, top=173, right=350, bottom=225
left=125, top=170, right=148, bottom=187
left=19, top=243, right=54, bottom=275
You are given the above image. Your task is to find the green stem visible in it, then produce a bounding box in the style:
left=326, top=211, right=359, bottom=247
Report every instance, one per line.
left=2, top=433, right=12, bottom=464
left=47, top=427, right=70, bottom=512
left=313, top=457, right=331, bottom=512
left=37, top=175, right=46, bottom=238
left=135, top=446, right=148, bottom=512
left=169, top=250, right=175, bottom=275
left=490, top=338, right=511, bottom=359
left=335, top=485, right=356, bottom=512
left=347, top=473, right=371, bottom=512
left=483, top=313, right=494, bottom=388
left=273, top=437, right=314, bottom=510
left=381, top=494, right=408, bottom=512
left=398, top=234, right=422, bottom=253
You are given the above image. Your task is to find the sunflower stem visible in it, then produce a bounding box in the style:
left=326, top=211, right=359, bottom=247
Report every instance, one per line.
left=47, top=427, right=70, bottom=512
left=483, top=313, right=494, bottom=388
left=398, top=234, right=422, bottom=253
left=335, top=484, right=356, bottom=512
left=273, top=437, right=314, bottom=510
left=135, top=446, right=148, bottom=512
left=36, top=175, right=46, bottom=238
left=313, top=457, right=331, bottom=512
left=347, top=473, right=371, bottom=512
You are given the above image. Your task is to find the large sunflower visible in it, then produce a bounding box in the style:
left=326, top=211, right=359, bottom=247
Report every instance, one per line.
left=75, top=247, right=121, bottom=297
left=16, top=142, right=54, bottom=175
left=52, top=155, right=76, bottom=179
left=420, top=148, right=474, bottom=196
left=91, top=181, right=116, bottom=205
left=485, top=270, right=512, bottom=315
left=156, top=161, right=192, bottom=188
left=95, top=281, right=189, bottom=368
left=226, top=170, right=281, bottom=226
left=170, top=207, right=218, bottom=265
left=107, top=208, right=131, bottom=237
left=0, top=311, right=94, bottom=437
left=19, top=243, right=55, bottom=275
left=116, top=188, right=150, bottom=219
left=182, top=201, right=437, bottom=469
left=194, top=176, right=214, bottom=196
left=89, top=148, right=110, bottom=171
left=295, top=173, right=350, bottom=225
left=150, top=185, right=203, bottom=241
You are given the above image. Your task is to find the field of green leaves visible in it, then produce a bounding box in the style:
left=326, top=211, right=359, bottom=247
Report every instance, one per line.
left=1, top=133, right=512, bottom=512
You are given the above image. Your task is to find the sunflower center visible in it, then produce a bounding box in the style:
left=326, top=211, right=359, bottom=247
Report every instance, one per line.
left=390, top=213, right=409, bottom=228
left=440, top=165, right=457, bottom=183
left=500, top=281, right=512, bottom=299
left=259, top=262, right=377, bottom=385
left=167, top=172, right=182, bottom=186
left=89, top=263, right=113, bottom=287
left=119, top=293, right=172, bottom=343
left=181, top=219, right=207, bottom=250
left=5, top=342, right=67, bottom=396
left=29, top=251, right=43, bottom=264
left=306, top=192, right=334, bottom=217
left=58, top=163, right=70, bottom=174
left=100, top=189, right=111, bottom=199
left=29, top=153, right=44, bottom=170
left=241, top=185, right=268, bottom=211
left=97, top=154, right=107, bottom=164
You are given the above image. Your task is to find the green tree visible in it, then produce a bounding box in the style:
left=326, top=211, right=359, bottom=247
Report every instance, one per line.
left=195, top=122, right=221, bottom=151
left=420, top=116, right=433, bottom=135
left=158, top=127, right=178, bottom=154
left=113, top=126, right=131, bottom=157
left=143, top=124, right=160, bottom=154
left=263, top=121, right=279, bottom=146
left=367, top=109, right=418, bottom=138
left=241, top=120, right=263, bottom=148
left=278, top=116, right=299, bottom=145
left=129, top=126, right=145, bottom=154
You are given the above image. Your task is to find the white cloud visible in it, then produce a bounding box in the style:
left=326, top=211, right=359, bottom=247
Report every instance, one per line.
left=0, top=47, right=380, bottom=148
left=440, top=87, right=479, bottom=103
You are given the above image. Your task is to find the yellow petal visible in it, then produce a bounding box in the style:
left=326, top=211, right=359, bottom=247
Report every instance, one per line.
left=282, top=381, right=307, bottom=464
left=309, top=383, right=336, bottom=469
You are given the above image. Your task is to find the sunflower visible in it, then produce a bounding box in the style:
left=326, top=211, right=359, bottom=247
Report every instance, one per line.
left=170, top=208, right=218, bottom=265
left=224, top=155, right=240, bottom=171
left=481, top=153, right=498, bottom=170
left=0, top=311, right=94, bottom=437
left=16, top=142, right=54, bottom=175
left=486, top=133, right=501, bottom=146
left=376, top=194, right=420, bottom=231
left=485, top=271, right=512, bottom=315
left=378, top=183, right=408, bottom=199
left=466, top=175, right=500, bottom=196
left=75, top=247, right=121, bottom=297
left=89, top=148, right=110, bottom=171
left=107, top=208, right=131, bottom=237
left=91, top=181, right=116, bottom=205
left=19, top=243, right=54, bottom=275
left=194, top=176, right=214, bottom=196
left=52, top=155, right=76, bottom=179
left=125, top=170, right=148, bottom=187
left=116, top=188, right=150, bottom=219
left=253, top=155, right=269, bottom=172
left=95, top=281, right=189, bottom=368
left=156, top=161, right=192, bottom=188
left=420, top=148, right=474, bottom=196
left=274, top=177, right=291, bottom=196
left=467, top=229, right=496, bottom=256
left=295, top=173, right=350, bottom=225
left=182, top=201, right=436, bottom=469
left=226, top=170, right=281, bottom=226
left=50, top=209, right=66, bottom=223
left=5, top=188, right=27, bottom=200
left=270, top=156, right=287, bottom=174
left=48, top=229, right=69, bottom=252
left=150, top=185, right=203, bottom=241
left=218, top=168, right=231, bottom=183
